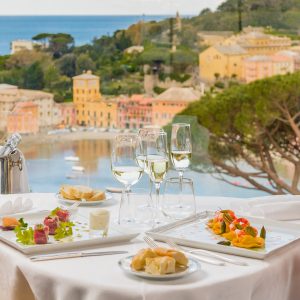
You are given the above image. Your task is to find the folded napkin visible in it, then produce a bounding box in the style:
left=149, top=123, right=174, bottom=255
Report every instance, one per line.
left=231, top=195, right=300, bottom=221
left=0, top=197, right=33, bottom=216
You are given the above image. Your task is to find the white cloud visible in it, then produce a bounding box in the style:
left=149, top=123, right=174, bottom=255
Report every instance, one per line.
left=0, top=0, right=224, bottom=15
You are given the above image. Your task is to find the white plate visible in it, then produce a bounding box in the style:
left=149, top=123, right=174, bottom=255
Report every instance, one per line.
left=0, top=210, right=138, bottom=254
left=119, top=255, right=200, bottom=280
left=56, top=193, right=112, bottom=206
left=147, top=211, right=300, bottom=260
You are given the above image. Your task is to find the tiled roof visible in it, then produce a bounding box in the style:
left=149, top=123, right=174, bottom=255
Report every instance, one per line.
left=155, top=87, right=201, bottom=102
left=215, top=44, right=247, bottom=55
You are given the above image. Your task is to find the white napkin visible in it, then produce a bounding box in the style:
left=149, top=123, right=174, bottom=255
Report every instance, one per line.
left=231, top=195, right=300, bottom=221
left=0, top=197, right=33, bottom=216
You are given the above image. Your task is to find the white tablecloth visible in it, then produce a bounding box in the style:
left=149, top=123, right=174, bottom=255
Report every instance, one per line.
left=0, top=193, right=300, bottom=300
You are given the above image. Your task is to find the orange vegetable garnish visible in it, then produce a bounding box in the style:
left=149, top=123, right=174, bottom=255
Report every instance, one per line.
left=2, top=217, right=20, bottom=228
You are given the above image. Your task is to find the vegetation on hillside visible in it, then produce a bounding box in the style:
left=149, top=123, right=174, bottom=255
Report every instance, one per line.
left=180, top=72, right=300, bottom=195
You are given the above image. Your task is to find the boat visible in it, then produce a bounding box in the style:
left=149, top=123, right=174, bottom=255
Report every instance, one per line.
left=64, top=156, right=79, bottom=162
left=71, top=166, right=85, bottom=172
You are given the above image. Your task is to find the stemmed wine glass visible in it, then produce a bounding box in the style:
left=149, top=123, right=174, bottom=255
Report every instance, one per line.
left=146, top=130, right=169, bottom=224
left=171, top=123, right=192, bottom=208
left=137, top=127, right=161, bottom=203
left=111, top=134, right=144, bottom=225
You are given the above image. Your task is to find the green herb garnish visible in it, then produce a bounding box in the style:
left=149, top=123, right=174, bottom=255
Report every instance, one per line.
left=260, top=226, right=266, bottom=239
left=18, top=218, right=28, bottom=228
left=14, top=226, right=34, bottom=245
left=217, top=241, right=231, bottom=246
left=54, top=221, right=75, bottom=241
left=245, top=226, right=257, bottom=237
left=220, top=220, right=226, bottom=234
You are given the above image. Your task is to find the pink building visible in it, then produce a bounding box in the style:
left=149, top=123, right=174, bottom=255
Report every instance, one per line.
left=277, top=50, right=300, bottom=71
left=59, top=103, right=76, bottom=127
left=117, top=95, right=153, bottom=129
left=244, top=55, right=273, bottom=83
left=244, top=54, right=294, bottom=83
left=7, top=102, right=39, bottom=134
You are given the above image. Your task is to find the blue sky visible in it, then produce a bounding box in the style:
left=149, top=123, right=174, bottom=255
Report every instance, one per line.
left=1, top=0, right=224, bottom=15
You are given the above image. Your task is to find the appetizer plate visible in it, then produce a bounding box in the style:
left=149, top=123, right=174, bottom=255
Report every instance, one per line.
left=119, top=255, right=200, bottom=280
left=56, top=193, right=112, bottom=206
left=0, top=210, right=138, bottom=254
left=147, top=211, right=300, bottom=260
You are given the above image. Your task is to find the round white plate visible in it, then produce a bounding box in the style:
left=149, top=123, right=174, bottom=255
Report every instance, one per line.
left=56, top=193, right=112, bottom=206
left=118, top=255, right=200, bottom=280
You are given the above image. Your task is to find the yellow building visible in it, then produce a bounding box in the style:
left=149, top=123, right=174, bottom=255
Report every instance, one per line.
left=223, top=31, right=291, bottom=55
left=73, top=71, right=117, bottom=128
left=199, top=45, right=248, bottom=82
left=198, top=31, right=233, bottom=47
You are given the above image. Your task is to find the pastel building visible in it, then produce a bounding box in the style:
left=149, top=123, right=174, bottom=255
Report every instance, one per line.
left=117, top=94, right=153, bottom=129
left=7, top=102, right=39, bottom=134
left=224, top=31, right=291, bottom=55
left=244, top=54, right=294, bottom=83
left=0, top=84, right=61, bottom=132
left=73, top=71, right=117, bottom=128
left=276, top=50, right=300, bottom=71
left=199, top=45, right=248, bottom=81
left=60, top=103, right=76, bottom=127
left=152, top=87, right=201, bottom=127
left=244, top=56, right=273, bottom=83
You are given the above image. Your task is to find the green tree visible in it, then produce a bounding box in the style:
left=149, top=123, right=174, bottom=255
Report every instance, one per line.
left=181, top=73, right=300, bottom=195
left=23, top=62, right=44, bottom=90
left=75, top=53, right=96, bottom=74
left=56, top=54, right=76, bottom=77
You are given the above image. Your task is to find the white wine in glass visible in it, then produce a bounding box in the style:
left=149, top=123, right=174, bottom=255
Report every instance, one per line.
left=171, top=123, right=192, bottom=208
left=111, top=134, right=143, bottom=225
left=146, top=131, right=169, bottom=225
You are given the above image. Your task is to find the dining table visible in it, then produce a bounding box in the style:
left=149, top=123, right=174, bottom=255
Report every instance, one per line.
left=0, top=192, right=299, bottom=300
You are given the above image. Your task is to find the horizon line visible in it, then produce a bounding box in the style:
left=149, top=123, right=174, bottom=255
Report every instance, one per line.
left=0, top=13, right=196, bottom=17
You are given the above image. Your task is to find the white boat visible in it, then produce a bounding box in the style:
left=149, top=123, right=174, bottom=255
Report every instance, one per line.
left=72, top=166, right=85, bottom=172
left=64, top=156, right=79, bottom=162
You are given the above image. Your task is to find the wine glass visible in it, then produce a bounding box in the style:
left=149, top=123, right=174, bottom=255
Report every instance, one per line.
left=171, top=123, right=192, bottom=208
left=137, top=127, right=161, bottom=202
left=146, top=130, right=169, bottom=224
left=111, top=134, right=143, bottom=225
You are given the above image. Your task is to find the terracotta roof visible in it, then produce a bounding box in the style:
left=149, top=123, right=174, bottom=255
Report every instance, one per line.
left=155, top=87, right=201, bottom=102
left=0, top=84, right=18, bottom=90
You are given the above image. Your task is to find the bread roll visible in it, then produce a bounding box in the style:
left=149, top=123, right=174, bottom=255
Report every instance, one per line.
left=71, top=185, right=94, bottom=199
left=88, top=190, right=105, bottom=201
left=131, top=248, right=156, bottom=271
left=145, top=256, right=176, bottom=275
left=153, top=247, right=188, bottom=267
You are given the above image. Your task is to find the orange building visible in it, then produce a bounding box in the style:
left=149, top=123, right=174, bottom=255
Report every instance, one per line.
left=7, top=102, right=39, bottom=134
left=73, top=71, right=117, bottom=128
left=152, top=87, right=201, bottom=127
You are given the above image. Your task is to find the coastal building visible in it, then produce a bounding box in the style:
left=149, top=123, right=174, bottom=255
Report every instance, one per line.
left=244, top=56, right=273, bottom=83
left=223, top=31, right=291, bottom=55
left=7, top=102, right=39, bottom=134
left=117, top=94, right=153, bottom=129
left=152, top=87, right=201, bottom=127
left=72, top=71, right=117, bottom=128
left=244, top=54, right=294, bottom=83
left=198, top=31, right=233, bottom=47
left=0, top=84, right=61, bottom=132
left=59, top=103, right=76, bottom=127
left=10, top=40, right=41, bottom=54
left=199, top=45, right=248, bottom=82
left=124, top=46, right=144, bottom=54
left=276, top=50, right=300, bottom=71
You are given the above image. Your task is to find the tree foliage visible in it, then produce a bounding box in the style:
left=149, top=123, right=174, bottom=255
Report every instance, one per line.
left=181, top=73, right=300, bottom=195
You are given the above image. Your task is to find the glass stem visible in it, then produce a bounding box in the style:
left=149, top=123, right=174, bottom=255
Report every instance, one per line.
left=149, top=178, right=153, bottom=207
left=179, top=171, right=184, bottom=207
left=154, top=182, right=161, bottom=219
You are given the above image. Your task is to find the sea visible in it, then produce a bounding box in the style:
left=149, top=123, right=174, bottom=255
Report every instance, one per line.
left=0, top=15, right=170, bottom=55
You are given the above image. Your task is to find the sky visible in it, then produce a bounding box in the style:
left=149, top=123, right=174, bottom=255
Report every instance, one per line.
left=0, top=0, right=225, bottom=15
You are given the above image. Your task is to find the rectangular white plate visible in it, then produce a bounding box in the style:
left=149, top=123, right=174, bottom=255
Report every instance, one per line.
left=147, top=211, right=300, bottom=259
left=0, top=210, right=138, bottom=254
